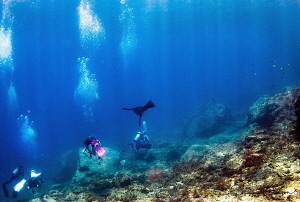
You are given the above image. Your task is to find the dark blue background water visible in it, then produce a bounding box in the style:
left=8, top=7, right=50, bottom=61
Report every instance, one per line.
left=0, top=0, right=300, bottom=197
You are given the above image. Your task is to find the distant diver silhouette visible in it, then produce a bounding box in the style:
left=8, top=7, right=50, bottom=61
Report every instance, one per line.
left=122, top=100, right=155, bottom=127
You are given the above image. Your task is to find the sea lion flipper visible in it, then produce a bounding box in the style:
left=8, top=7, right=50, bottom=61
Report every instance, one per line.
left=138, top=115, right=142, bottom=127
left=122, top=108, right=133, bottom=110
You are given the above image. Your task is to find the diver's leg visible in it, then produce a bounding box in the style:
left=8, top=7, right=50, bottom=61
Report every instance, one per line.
left=87, top=145, right=93, bottom=157
left=144, top=149, right=150, bottom=159
left=4, top=176, right=15, bottom=185
left=128, top=143, right=136, bottom=152
left=135, top=143, right=140, bottom=152
left=98, top=157, right=103, bottom=165
left=2, top=177, right=14, bottom=197
left=12, top=190, right=17, bottom=198
left=2, top=183, right=9, bottom=197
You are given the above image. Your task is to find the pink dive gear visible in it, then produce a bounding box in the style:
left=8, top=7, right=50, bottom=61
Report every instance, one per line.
left=91, top=139, right=106, bottom=157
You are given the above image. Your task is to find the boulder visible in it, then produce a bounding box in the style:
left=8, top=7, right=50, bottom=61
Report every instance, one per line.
left=248, top=87, right=298, bottom=128
left=72, top=147, right=120, bottom=185
left=52, top=150, right=78, bottom=183
left=183, top=101, right=231, bottom=138
left=247, top=95, right=280, bottom=127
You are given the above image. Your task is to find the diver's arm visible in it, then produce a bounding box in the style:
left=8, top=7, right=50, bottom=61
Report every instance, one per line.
left=144, top=135, right=149, bottom=143
left=82, top=145, right=87, bottom=152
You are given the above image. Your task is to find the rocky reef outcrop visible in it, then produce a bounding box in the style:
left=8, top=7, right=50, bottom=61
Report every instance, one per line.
left=52, top=150, right=78, bottom=184
left=183, top=100, right=231, bottom=138
left=71, top=147, right=120, bottom=188
left=294, top=90, right=300, bottom=138
left=247, top=86, right=297, bottom=128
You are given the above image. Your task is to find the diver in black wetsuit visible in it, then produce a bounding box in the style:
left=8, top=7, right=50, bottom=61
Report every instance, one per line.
left=27, top=170, right=43, bottom=194
left=83, top=136, right=96, bottom=157
left=2, top=166, right=24, bottom=198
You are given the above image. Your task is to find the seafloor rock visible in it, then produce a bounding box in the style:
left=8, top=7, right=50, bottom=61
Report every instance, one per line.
left=183, top=100, right=231, bottom=138
left=181, top=123, right=244, bottom=162
left=248, top=95, right=280, bottom=127
left=294, top=90, right=300, bottom=138
left=248, top=87, right=298, bottom=128
left=113, top=172, right=132, bottom=187
left=52, top=150, right=78, bottom=183
left=72, top=147, right=120, bottom=185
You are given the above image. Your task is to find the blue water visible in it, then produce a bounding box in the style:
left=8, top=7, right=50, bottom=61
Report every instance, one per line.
left=0, top=0, right=300, bottom=197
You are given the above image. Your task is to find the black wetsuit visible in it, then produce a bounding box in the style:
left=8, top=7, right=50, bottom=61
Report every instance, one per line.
left=134, top=133, right=152, bottom=151
left=84, top=137, right=96, bottom=157
left=27, top=173, right=43, bottom=194
left=2, top=166, right=24, bottom=198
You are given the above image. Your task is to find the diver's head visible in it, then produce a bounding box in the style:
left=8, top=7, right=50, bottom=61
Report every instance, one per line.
left=30, top=170, right=36, bottom=176
left=18, top=166, right=24, bottom=172
left=30, top=170, right=42, bottom=178
left=89, top=136, right=96, bottom=141
left=19, top=166, right=24, bottom=173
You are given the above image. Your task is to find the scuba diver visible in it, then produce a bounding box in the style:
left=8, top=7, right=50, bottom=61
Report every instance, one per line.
left=2, top=167, right=43, bottom=198
left=83, top=136, right=106, bottom=164
left=83, top=136, right=96, bottom=158
left=2, top=166, right=24, bottom=198
left=27, top=170, right=43, bottom=194
left=129, top=121, right=152, bottom=152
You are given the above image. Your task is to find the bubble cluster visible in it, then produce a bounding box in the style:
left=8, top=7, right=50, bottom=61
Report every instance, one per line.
left=0, top=27, right=13, bottom=63
left=74, top=57, right=99, bottom=122
left=78, top=0, right=105, bottom=49
left=17, top=115, right=36, bottom=145
left=8, top=82, right=19, bottom=112
left=146, top=0, right=169, bottom=12
left=119, top=4, right=137, bottom=66
left=0, top=0, right=17, bottom=113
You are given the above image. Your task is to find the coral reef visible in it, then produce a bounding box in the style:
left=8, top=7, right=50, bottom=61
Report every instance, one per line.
left=29, top=86, right=300, bottom=202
